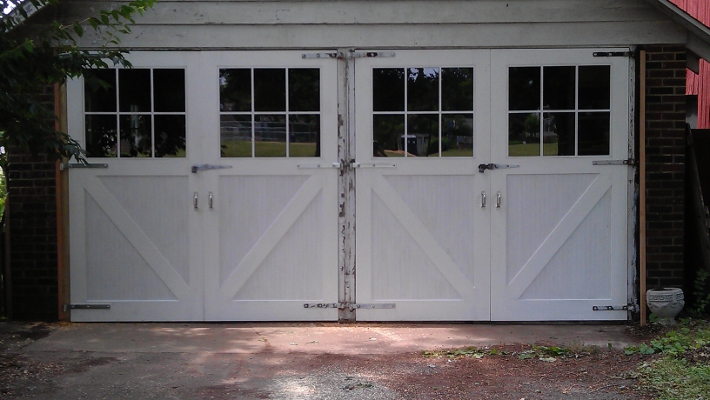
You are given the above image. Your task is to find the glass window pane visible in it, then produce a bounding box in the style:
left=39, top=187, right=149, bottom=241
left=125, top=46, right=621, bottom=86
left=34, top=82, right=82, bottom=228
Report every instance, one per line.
left=154, top=115, right=186, bottom=157
left=254, top=69, right=286, bottom=112
left=441, top=114, right=473, bottom=157
left=542, top=112, right=575, bottom=156
left=154, top=69, right=185, bottom=112
left=289, top=115, right=320, bottom=157
left=255, top=115, right=286, bottom=157
left=407, top=68, right=439, bottom=112
left=220, top=69, right=252, bottom=112
left=289, top=69, right=320, bottom=112
left=119, top=69, right=151, bottom=112
left=543, top=66, right=575, bottom=110
left=579, top=66, right=611, bottom=110
left=373, top=115, right=404, bottom=157
left=84, top=69, right=116, bottom=112
left=509, top=67, right=540, bottom=111
left=578, top=112, right=610, bottom=155
left=442, top=68, right=473, bottom=111
left=509, top=113, right=540, bottom=157
left=373, top=68, right=405, bottom=111
left=119, top=115, right=152, bottom=157
left=406, top=114, right=438, bottom=157
left=220, top=115, right=252, bottom=157
left=85, top=115, right=117, bottom=157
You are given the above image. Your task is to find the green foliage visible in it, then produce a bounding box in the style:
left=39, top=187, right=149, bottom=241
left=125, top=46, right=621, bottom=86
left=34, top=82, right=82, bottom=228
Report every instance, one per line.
left=1, top=0, right=156, bottom=162
left=691, top=269, right=710, bottom=316
left=624, top=319, right=710, bottom=356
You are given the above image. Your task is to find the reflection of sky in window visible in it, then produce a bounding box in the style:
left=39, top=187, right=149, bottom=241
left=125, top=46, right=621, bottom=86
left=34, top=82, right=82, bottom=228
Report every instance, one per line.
left=408, top=68, right=439, bottom=79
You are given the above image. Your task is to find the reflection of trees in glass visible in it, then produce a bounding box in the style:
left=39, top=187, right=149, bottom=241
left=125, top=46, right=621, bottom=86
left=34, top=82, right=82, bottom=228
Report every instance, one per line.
left=255, top=69, right=286, bottom=112
left=407, top=68, right=439, bottom=111
left=373, top=115, right=404, bottom=153
left=155, top=116, right=186, bottom=157
left=289, top=69, right=320, bottom=111
left=442, top=68, right=474, bottom=111
left=374, top=68, right=405, bottom=111
left=524, top=113, right=540, bottom=138
left=220, top=69, right=251, bottom=111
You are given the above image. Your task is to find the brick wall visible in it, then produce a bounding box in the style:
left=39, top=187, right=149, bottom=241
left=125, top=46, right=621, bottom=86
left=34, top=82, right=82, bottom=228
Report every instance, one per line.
left=5, top=84, right=59, bottom=321
left=644, top=45, right=687, bottom=288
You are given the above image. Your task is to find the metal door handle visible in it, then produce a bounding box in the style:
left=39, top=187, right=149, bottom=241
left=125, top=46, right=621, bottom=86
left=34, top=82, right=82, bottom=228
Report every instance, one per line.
left=496, top=192, right=502, bottom=208
left=481, top=191, right=486, bottom=208
left=208, top=192, right=214, bottom=209
left=193, top=192, right=198, bottom=210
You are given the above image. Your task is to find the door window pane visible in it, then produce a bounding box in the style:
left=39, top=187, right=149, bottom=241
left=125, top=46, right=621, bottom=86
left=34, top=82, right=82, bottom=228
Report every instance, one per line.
left=441, top=114, right=473, bottom=157
left=85, top=115, right=117, bottom=157
left=542, top=112, right=575, bottom=156
left=442, top=68, right=473, bottom=111
left=154, top=69, right=185, bottom=112
left=155, top=115, right=186, bottom=157
left=255, top=115, right=287, bottom=157
left=220, top=115, right=252, bottom=157
left=509, top=67, right=540, bottom=111
left=543, top=66, right=575, bottom=110
left=119, top=115, right=152, bottom=157
left=374, top=68, right=405, bottom=112
left=220, top=69, right=252, bottom=112
left=119, top=69, right=151, bottom=112
left=509, top=113, right=540, bottom=157
left=254, top=69, right=286, bottom=112
left=289, top=69, right=320, bottom=112
left=407, top=114, right=438, bottom=156
left=289, top=115, right=320, bottom=157
left=578, top=112, right=610, bottom=155
left=84, top=69, right=116, bottom=112
left=579, top=66, right=611, bottom=110
left=374, top=115, right=405, bottom=157
left=407, top=68, right=439, bottom=112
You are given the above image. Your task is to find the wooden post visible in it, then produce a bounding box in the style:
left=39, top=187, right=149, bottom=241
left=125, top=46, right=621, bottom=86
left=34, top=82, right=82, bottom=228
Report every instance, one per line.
left=640, top=49, right=648, bottom=326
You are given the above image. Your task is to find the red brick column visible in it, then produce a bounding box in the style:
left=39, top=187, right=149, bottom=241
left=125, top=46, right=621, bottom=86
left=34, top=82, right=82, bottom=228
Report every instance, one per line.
left=4, top=84, right=59, bottom=321
left=644, top=45, right=687, bottom=288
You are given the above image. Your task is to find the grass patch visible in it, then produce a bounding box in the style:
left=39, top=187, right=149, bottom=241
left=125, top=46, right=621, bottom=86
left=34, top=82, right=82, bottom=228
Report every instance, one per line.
left=508, top=143, right=559, bottom=157
left=423, top=343, right=600, bottom=362
left=626, top=319, right=710, bottom=399
left=637, top=358, right=710, bottom=400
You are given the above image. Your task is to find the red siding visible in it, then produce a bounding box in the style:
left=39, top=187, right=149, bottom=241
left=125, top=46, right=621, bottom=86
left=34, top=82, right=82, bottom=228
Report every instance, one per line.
left=670, top=0, right=710, bottom=128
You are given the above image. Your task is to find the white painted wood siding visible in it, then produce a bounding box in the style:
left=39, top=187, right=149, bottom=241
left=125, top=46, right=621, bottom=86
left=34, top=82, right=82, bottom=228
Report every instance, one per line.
left=62, top=0, right=685, bottom=49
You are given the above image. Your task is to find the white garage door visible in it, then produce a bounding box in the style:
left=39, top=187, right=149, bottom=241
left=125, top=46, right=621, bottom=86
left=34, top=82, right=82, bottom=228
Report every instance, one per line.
left=68, top=49, right=630, bottom=321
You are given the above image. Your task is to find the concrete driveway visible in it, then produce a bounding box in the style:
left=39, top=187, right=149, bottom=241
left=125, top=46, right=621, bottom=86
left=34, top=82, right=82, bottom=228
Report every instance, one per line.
left=2, top=322, right=640, bottom=399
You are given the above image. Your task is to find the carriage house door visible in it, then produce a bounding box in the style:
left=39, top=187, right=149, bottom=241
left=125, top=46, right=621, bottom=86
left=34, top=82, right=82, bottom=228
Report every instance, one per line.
left=354, top=50, right=492, bottom=321
left=201, top=52, right=339, bottom=321
left=68, top=51, right=339, bottom=321
left=68, top=53, right=203, bottom=321
left=489, top=49, right=630, bottom=321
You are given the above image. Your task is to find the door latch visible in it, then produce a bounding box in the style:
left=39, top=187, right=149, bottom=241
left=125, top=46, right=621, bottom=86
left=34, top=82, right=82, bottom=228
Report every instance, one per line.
left=478, top=163, right=520, bottom=173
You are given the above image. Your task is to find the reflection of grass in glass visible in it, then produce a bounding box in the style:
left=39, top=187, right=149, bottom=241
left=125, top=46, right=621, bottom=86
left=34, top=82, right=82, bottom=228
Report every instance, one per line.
left=441, top=148, right=473, bottom=157
left=508, top=143, right=558, bottom=157
left=220, top=140, right=317, bottom=157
